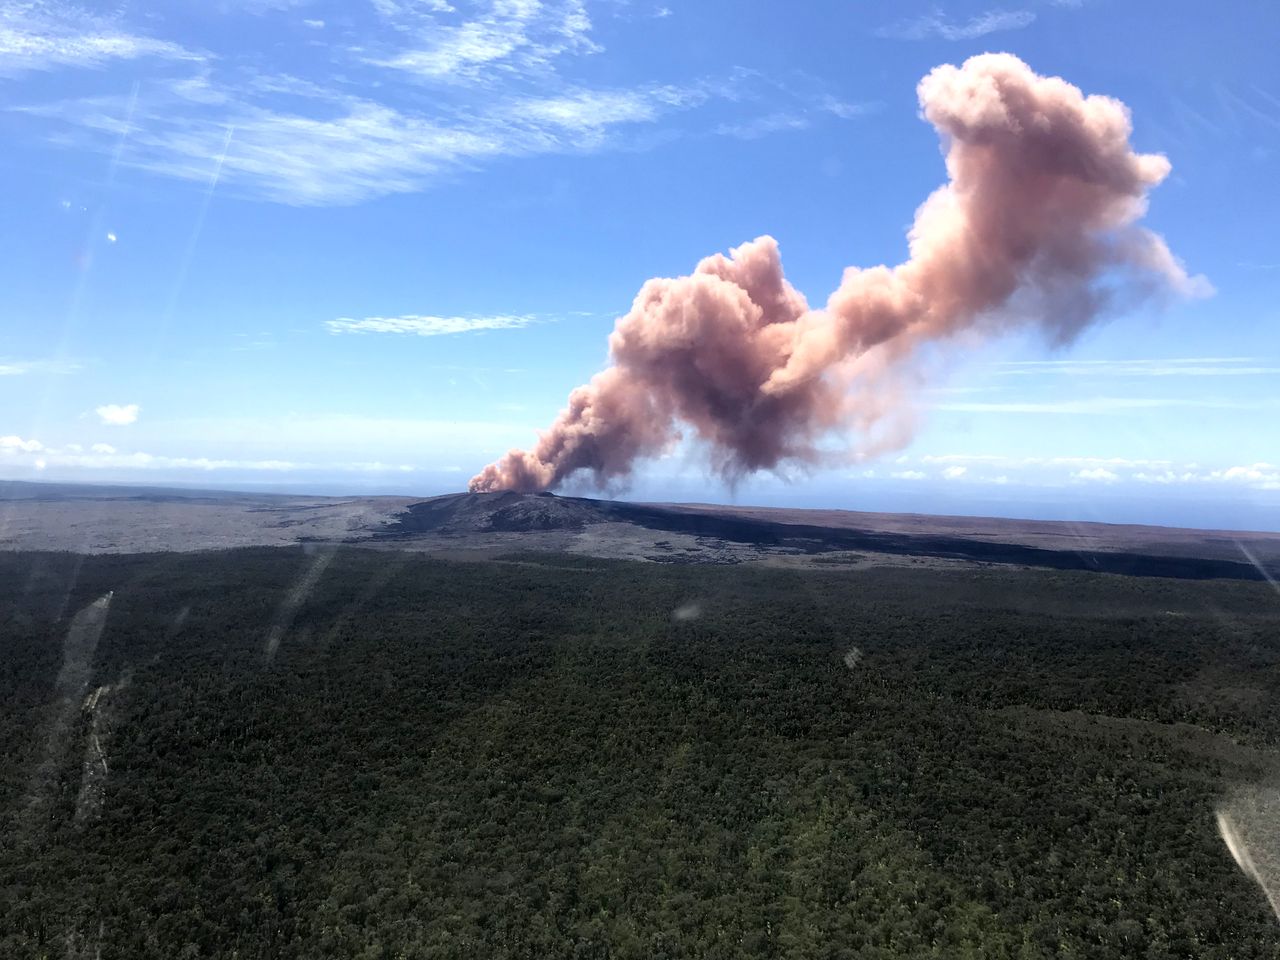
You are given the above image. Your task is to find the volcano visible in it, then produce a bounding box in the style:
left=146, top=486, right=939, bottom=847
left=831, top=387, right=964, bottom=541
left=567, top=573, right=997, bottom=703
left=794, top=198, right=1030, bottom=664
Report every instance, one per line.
left=2, top=482, right=1276, bottom=581
left=378, top=491, right=1277, bottom=581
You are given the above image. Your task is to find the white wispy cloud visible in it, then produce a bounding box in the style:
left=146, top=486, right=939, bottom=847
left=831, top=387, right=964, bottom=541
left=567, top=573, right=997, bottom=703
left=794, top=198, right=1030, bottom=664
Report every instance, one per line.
left=149, top=414, right=532, bottom=456
left=224, top=0, right=316, bottom=11
left=512, top=88, right=665, bottom=130
left=1121, top=464, right=1280, bottom=490
left=923, top=454, right=1177, bottom=469
left=0, top=2, right=199, bottom=75
left=24, top=92, right=508, bottom=206
left=369, top=0, right=457, bottom=21
left=935, top=397, right=1260, bottom=414
left=993, top=357, right=1278, bottom=377
left=713, top=93, right=879, bottom=141
left=1209, top=463, right=1280, bottom=490
left=324, top=314, right=539, bottom=337
left=95, top=403, right=140, bottom=426
left=367, top=0, right=598, bottom=83
left=941, top=465, right=967, bottom=480
left=23, top=75, right=716, bottom=204
left=715, top=111, right=809, bottom=140
left=0, top=441, right=414, bottom=474
left=1130, top=470, right=1202, bottom=485
left=821, top=96, right=880, bottom=120
left=1072, top=467, right=1119, bottom=483
left=6, top=0, right=875, bottom=206
left=0, top=414, right=535, bottom=476
left=6, top=1, right=870, bottom=206
left=0, top=357, right=81, bottom=376
left=913, top=453, right=1280, bottom=492
left=876, top=9, right=1036, bottom=41
left=1, top=434, right=44, bottom=452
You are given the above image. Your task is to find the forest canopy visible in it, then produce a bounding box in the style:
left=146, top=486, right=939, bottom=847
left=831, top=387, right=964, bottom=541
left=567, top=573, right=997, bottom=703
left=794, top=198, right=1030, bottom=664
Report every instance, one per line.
left=2, top=547, right=1279, bottom=959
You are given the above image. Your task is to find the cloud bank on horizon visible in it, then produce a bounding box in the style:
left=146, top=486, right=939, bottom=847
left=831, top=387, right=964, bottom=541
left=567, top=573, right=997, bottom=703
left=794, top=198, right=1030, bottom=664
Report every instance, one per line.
left=470, top=53, right=1210, bottom=495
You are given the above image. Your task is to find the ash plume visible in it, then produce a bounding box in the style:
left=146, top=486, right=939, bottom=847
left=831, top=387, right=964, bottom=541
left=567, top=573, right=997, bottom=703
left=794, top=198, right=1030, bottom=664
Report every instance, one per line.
left=470, top=53, right=1207, bottom=494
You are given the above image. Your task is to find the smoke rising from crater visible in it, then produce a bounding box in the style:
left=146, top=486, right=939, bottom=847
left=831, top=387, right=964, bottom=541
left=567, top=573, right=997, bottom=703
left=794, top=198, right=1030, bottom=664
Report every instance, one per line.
left=470, top=53, right=1207, bottom=494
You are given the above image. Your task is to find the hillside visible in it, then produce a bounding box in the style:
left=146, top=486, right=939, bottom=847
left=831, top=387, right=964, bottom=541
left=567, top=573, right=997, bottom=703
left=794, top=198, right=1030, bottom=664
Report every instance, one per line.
left=383, top=492, right=1280, bottom=580
left=3, top=482, right=1279, bottom=583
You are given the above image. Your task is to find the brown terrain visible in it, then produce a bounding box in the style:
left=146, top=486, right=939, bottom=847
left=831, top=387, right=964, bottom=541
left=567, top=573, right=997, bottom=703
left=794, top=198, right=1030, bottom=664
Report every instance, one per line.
left=2, top=480, right=1278, bottom=582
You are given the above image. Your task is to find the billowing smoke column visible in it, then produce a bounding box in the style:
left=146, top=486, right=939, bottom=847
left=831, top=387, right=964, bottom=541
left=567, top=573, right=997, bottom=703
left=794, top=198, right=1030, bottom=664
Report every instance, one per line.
left=470, top=53, right=1205, bottom=494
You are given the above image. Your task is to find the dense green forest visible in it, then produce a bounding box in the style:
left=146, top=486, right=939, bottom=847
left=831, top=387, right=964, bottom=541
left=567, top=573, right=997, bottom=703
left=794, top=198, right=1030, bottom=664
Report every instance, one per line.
left=2, top=547, right=1279, bottom=959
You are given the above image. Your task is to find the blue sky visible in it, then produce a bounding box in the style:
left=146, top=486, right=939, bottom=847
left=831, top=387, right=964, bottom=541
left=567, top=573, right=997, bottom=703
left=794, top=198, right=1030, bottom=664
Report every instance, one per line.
left=1, top=0, right=1278, bottom=529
